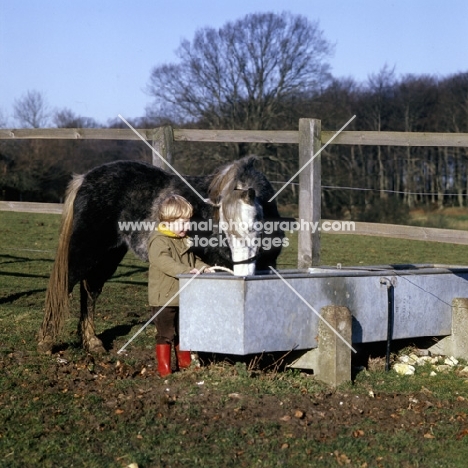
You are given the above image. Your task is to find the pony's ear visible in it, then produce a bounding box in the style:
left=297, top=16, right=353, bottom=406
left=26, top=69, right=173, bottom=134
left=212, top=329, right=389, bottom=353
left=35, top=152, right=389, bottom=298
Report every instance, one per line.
left=242, top=188, right=256, bottom=202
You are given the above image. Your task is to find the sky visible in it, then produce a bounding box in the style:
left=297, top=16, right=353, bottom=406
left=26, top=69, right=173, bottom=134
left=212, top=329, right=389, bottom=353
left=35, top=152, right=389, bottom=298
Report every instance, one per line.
left=0, top=0, right=467, bottom=126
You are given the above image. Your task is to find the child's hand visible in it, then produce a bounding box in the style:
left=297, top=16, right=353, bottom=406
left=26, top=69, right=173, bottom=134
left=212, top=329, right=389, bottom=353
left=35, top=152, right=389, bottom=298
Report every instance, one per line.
left=189, top=267, right=215, bottom=274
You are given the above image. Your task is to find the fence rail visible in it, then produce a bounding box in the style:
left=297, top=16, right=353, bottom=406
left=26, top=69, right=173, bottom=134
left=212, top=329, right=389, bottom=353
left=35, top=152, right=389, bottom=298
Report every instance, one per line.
left=0, top=201, right=63, bottom=214
left=2, top=122, right=468, bottom=266
left=2, top=201, right=468, bottom=246
left=1, top=128, right=468, bottom=147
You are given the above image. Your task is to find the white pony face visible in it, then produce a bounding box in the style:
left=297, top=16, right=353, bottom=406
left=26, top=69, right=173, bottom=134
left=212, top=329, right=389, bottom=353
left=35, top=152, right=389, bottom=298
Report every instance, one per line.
left=219, top=188, right=263, bottom=276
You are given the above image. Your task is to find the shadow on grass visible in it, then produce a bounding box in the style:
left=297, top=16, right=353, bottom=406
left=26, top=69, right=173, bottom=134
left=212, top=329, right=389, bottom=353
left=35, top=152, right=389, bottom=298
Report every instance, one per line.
left=98, top=319, right=144, bottom=351
left=48, top=319, right=145, bottom=354
left=0, top=253, right=54, bottom=265
left=198, top=349, right=300, bottom=373
left=0, top=288, right=46, bottom=304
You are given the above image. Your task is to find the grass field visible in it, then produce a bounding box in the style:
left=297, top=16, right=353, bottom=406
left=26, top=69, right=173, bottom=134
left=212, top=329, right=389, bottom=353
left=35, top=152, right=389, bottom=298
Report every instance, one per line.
left=1, top=210, right=468, bottom=467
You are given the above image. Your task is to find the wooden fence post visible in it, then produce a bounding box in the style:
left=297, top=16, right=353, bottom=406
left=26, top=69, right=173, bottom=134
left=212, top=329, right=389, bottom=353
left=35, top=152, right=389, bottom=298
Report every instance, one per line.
left=151, top=125, right=174, bottom=168
left=298, top=118, right=321, bottom=268
left=288, top=305, right=352, bottom=387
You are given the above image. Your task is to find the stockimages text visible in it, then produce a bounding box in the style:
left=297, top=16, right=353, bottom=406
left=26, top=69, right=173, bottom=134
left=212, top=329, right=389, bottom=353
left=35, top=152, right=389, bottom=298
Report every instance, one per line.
left=118, top=219, right=355, bottom=250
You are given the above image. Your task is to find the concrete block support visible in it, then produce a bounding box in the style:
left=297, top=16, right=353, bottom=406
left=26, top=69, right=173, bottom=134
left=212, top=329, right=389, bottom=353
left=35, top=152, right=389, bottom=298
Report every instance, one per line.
left=429, top=298, right=468, bottom=360
left=289, top=305, right=352, bottom=387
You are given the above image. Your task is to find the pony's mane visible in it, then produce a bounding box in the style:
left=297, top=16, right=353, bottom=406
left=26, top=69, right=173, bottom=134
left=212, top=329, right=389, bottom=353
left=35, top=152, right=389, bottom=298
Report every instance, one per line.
left=208, top=156, right=259, bottom=227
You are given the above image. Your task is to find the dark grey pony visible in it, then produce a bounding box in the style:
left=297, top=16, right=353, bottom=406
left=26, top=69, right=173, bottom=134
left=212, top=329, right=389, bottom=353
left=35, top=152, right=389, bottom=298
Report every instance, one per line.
left=38, top=156, right=284, bottom=354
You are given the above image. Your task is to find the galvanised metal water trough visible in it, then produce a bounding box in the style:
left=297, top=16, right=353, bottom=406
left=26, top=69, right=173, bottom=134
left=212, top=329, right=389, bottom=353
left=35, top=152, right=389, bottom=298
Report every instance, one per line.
left=179, top=264, right=468, bottom=356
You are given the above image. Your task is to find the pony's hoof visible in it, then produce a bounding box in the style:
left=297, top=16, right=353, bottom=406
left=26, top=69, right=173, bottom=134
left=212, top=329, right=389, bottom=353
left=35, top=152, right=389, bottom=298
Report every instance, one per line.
left=37, top=336, right=54, bottom=355
left=85, top=337, right=106, bottom=354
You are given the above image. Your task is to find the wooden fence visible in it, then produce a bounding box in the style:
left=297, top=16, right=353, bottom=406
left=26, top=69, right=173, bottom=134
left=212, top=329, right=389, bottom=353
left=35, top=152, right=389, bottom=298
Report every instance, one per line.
left=1, top=127, right=468, bottom=146
left=2, top=121, right=468, bottom=267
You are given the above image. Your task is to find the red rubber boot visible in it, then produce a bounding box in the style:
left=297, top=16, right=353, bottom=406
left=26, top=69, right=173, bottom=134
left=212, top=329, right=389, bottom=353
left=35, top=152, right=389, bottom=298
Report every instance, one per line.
left=156, top=344, right=172, bottom=377
left=175, top=345, right=192, bottom=370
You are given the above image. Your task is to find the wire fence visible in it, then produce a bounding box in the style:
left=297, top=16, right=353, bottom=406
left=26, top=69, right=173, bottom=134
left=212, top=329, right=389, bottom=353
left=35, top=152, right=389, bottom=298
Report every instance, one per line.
left=270, top=181, right=468, bottom=198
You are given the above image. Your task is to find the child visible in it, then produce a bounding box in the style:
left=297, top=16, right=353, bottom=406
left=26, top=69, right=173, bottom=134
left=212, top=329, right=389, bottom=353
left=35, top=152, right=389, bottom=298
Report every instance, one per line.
left=148, top=194, right=213, bottom=377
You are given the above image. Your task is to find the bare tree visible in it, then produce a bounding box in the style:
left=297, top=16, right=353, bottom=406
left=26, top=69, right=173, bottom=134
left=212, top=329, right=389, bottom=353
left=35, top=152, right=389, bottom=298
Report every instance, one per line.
left=13, top=90, right=51, bottom=128
left=0, top=108, right=8, bottom=128
left=54, top=108, right=99, bottom=128
left=361, top=65, right=396, bottom=202
left=146, top=12, right=333, bottom=131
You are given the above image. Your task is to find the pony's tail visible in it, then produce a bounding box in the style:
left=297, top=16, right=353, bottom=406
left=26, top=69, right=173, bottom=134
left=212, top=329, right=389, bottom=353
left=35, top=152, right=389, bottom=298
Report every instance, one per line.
left=38, top=174, right=84, bottom=348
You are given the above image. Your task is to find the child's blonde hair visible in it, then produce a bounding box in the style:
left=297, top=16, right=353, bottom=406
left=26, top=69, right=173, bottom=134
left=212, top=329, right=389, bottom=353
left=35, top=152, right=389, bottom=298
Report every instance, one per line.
left=158, top=194, right=193, bottom=222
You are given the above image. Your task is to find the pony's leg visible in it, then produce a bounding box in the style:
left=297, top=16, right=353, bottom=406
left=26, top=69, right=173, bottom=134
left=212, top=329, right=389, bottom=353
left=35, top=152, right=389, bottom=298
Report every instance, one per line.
left=77, top=244, right=128, bottom=353
left=79, top=280, right=106, bottom=354
left=37, top=325, right=55, bottom=354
